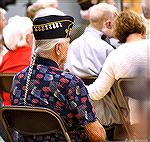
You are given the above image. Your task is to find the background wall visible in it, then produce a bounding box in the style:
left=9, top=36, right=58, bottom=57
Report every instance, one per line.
left=5, top=0, right=123, bottom=29
left=6, top=0, right=82, bottom=22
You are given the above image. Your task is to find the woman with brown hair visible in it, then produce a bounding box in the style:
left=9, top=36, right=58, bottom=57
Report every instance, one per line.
left=87, top=10, right=147, bottom=139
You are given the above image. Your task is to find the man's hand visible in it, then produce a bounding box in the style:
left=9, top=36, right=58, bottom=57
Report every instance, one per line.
left=85, top=120, right=106, bottom=142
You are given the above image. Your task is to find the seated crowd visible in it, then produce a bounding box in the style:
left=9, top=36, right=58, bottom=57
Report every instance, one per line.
left=0, top=0, right=149, bottom=141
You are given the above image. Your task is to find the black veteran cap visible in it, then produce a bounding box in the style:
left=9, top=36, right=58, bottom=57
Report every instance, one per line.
left=33, top=15, right=74, bottom=40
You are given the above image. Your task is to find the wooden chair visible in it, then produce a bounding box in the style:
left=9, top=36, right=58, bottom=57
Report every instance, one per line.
left=0, top=73, right=16, bottom=107
left=0, top=106, right=71, bottom=142
left=0, top=73, right=16, bottom=93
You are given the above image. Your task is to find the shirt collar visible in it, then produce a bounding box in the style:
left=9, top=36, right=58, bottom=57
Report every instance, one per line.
left=35, top=56, right=59, bottom=68
left=84, top=26, right=103, bottom=38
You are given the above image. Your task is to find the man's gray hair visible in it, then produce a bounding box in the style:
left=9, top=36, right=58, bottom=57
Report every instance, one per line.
left=0, top=8, right=6, bottom=17
left=34, top=38, right=66, bottom=56
left=142, top=0, right=150, bottom=19
left=89, top=3, right=117, bottom=23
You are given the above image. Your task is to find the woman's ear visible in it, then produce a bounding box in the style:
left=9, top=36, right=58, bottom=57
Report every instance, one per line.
left=105, top=20, right=112, bottom=29
left=55, top=43, right=62, bottom=56
left=141, top=33, right=146, bottom=39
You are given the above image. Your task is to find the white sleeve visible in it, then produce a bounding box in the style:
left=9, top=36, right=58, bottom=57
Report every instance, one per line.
left=87, top=52, right=116, bottom=100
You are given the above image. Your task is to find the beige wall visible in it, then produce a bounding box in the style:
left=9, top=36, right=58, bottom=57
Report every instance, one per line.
left=122, top=0, right=142, bottom=13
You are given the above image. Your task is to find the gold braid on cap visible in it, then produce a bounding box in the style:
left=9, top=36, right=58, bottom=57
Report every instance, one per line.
left=33, top=20, right=73, bottom=32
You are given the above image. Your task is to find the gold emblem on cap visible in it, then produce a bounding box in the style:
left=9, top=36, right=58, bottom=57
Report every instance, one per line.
left=65, top=28, right=72, bottom=38
left=45, top=25, right=49, bottom=30
left=33, top=20, right=74, bottom=32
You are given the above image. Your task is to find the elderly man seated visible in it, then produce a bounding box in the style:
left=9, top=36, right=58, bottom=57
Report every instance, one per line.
left=10, top=8, right=106, bottom=142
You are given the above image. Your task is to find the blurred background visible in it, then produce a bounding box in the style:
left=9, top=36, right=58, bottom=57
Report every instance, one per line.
left=0, top=0, right=142, bottom=21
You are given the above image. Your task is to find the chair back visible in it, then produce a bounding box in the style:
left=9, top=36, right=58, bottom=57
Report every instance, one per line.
left=117, top=78, right=149, bottom=100
left=0, top=73, right=16, bottom=92
left=0, top=106, right=71, bottom=142
left=113, top=78, right=149, bottom=140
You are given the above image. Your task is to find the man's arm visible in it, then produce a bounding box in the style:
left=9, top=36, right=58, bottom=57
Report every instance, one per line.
left=85, top=120, right=106, bottom=142
left=66, top=74, right=106, bottom=141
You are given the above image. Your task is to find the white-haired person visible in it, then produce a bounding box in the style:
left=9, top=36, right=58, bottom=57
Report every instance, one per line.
left=0, top=16, right=33, bottom=106
left=141, top=0, right=150, bottom=38
left=87, top=11, right=147, bottom=139
left=0, top=8, right=7, bottom=64
left=10, top=8, right=106, bottom=142
left=26, top=0, right=58, bottom=20
left=65, top=3, right=118, bottom=77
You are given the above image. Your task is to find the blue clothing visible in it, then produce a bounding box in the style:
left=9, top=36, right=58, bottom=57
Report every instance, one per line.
left=10, top=56, right=96, bottom=142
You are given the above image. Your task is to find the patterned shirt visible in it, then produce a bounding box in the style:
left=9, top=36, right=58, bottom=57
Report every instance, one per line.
left=10, top=56, right=96, bottom=142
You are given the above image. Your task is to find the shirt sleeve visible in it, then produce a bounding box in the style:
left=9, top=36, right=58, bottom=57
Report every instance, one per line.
left=87, top=51, right=116, bottom=100
left=66, top=75, right=97, bottom=126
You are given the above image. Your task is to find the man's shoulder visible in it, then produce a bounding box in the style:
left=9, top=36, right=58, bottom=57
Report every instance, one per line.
left=14, top=67, right=29, bottom=79
left=70, top=33, right=85, bottom=45
left=59, top=70, right=83, bottom=85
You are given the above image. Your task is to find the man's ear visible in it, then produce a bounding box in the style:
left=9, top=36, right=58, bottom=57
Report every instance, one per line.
left=105, top=20, right=112, bottom=29
left=26, top=33, right=33, bottom=47
left=55, top=43, right=62, bottom=56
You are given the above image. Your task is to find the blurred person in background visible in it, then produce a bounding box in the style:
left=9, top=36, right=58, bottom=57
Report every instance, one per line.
left=87, top=11, right=147, bottom=139
left=0, top=8, right=7, bottom=64
left=26, top=0, right=58, bottom=20
left=10, top=8, right=106, bottom=142
left=141, top=0, right=150, bottom=38
left=0, top=15, right=33, bottom=106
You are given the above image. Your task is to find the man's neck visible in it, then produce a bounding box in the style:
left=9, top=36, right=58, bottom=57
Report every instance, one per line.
left=89, top=24, right=102, bottom=32
left=37, top=52, right=59, bottom=65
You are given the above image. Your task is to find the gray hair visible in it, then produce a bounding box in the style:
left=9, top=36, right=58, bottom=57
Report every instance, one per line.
left=3, top=16, right=33, bottom=50
left=90, top=3, right=117, bottom=24
left=34, top=38, right=67, bottom=57
left=142, top=0, right=150, bottom=19
left=0, top=8, right=6, bottom=17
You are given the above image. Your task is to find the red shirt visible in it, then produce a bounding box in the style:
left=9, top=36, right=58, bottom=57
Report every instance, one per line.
left=0, top=45, right=32, bottom=73
left=0, top=45, right=32, bottom=106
